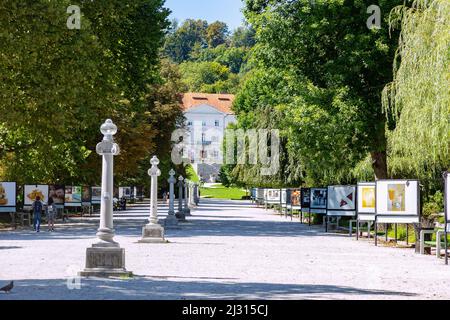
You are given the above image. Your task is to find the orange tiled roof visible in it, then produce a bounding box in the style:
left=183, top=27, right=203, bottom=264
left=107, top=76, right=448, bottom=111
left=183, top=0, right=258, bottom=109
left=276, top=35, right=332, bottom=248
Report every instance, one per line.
left=181, top=93, right=235, bottom=114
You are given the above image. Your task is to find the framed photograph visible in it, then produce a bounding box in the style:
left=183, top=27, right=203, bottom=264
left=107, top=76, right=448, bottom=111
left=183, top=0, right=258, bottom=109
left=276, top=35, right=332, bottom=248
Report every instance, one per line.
left=0, top=182, right=17, bottom=213
left=119, top=187, right=132, bottom=199
left=291, top=189, right=301, bottom=208
left=310, top=188, right=327, bottom=214
left=65, top=186, right=82, bottom=207
left=376, top=180, right=420, bottom=223
left=82, top=186, right=91, bottom=205
left=265, top=189, right=281, bottom=204
left=357, top=182, right=376, bottom=221
left=91, top=187, right=102, bottom=204
left=24, top=185, right=49, bottom=206
left=49, top=185, right=65, bottom=208
left=327, top=185, right=357, bottom=217
left=301, top=188, right=310, bottom=213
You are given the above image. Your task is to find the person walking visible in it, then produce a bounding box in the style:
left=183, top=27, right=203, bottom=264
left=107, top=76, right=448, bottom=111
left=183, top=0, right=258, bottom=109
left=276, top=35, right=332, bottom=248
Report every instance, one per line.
left=46, top=197, right=57, bottom=232
left=32, top=196, right=43, bottom=232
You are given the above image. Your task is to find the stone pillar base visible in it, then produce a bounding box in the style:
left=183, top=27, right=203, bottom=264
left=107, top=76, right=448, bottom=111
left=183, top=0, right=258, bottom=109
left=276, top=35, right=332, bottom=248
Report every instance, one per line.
left=183, top=208, right=191, bottom=216
left=176, top=212, right=186, bottom=222
left=138, top=224, right=167, bottom=243
left=164, top=215, right=180, bottom=228
left=79, top=247, right=132, bottom=278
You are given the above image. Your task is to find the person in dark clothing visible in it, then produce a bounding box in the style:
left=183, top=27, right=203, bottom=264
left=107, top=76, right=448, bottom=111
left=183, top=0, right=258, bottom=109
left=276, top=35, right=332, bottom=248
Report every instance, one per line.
left=32, top=196, right=43, bottom=232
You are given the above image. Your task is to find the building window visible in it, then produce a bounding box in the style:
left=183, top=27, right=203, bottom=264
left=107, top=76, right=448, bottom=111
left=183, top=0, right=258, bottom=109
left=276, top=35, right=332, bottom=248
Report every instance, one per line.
left=187, top=121, right=193, bottom=126
left=215, top=120, right=220, bottom=127
left=202, top=121, right=207, bottom=127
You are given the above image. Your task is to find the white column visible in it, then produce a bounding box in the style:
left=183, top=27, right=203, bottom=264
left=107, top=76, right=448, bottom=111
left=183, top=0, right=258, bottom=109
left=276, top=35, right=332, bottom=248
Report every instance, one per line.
left=95, top=119, right=120, bottom=247
left=177, top=176, right=184, bottom=214
left=168, top=169, right=176, bottom=216
left=147, top=156, right=161, bottom=225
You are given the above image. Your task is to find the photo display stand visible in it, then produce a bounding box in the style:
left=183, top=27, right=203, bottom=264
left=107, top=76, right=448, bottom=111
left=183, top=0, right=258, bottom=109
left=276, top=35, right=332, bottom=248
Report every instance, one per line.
left=0, top=182, right=17, bottom=213
left=256, top=188, right=265, bottom=206
left=91, top=186, right=102, bottom=205
left=301, top=188, right=311, bottom=226
left=444, top=172, right=449, bottom=265
left=326, top=185, right=357, bottom=232
left=374, top=180, right=420, bottom=247
left=282, top=189, right=290, bottom=219
left=24, top=185, right=50, bottom=210
left=81, top=186, right=91, bottom=206
left=265, top=189, right=281, bottom=211
left=119, top=187, right=132, bottom=200
left=356, top=182, right=376, bottom=240
left=310, top=188, right=327, bottom=227
left=290, top=188, right=301, bottom=222
left=65, top=186, right=82, bottom=208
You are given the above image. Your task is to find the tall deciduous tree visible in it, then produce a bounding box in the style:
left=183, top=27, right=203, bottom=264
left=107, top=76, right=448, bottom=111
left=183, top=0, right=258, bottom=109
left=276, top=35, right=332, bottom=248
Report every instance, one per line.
left=231, top=0, right=403, bottom=186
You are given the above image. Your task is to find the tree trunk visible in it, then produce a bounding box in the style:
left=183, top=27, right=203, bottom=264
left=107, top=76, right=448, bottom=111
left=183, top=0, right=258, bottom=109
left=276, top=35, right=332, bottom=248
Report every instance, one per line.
left=371, top=150, right=388, bottom=180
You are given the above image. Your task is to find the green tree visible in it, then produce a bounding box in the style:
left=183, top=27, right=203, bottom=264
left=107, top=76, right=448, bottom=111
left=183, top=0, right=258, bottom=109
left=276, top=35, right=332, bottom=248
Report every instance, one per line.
left=383, top=0, right=450, bottom=191
left=206, top=21, right=229, bottom=48
left=231, top=0, right=404, bottom=187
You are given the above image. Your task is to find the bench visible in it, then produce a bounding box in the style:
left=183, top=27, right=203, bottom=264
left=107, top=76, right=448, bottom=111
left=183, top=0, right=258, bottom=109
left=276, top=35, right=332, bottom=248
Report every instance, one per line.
left=420, top=229, right=449, bottom=258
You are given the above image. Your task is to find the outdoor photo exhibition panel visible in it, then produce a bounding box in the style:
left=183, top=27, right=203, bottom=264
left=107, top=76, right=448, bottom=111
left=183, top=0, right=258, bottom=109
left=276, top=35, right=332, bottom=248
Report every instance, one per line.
left=65, top=186, right=82, bottom=207
left=119, top=187, right=132, bottom=200
left=310, top=188, right=327, bottom=214
left=357, top=182, right=376, bottom=221
left=91, top=187, right=102, bottom=205
left=265, top=189, right=281, bottom=204
left=301, top=188, right=310, bottom=213
left=281, top=189, right=288, bottom=208
left=291, top=189, right=301, bottom=210
left=0, top=182, right=16, bottom=213
left=24, top=185, right=49, bottom=207
left=327, top=185, right=357, bottom=217
left=375, top=180, right=420, bottom=224
left=256, top=188, right=265, bottom=204
left=82, top=186, right=91, bottom=205
left=49, top=185, right=65, bottom=208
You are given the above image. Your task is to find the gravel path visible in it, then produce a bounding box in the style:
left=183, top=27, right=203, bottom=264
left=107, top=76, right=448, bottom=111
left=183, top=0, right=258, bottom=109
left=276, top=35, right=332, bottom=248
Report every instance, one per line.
left=0, top=198, right=449, bottom=300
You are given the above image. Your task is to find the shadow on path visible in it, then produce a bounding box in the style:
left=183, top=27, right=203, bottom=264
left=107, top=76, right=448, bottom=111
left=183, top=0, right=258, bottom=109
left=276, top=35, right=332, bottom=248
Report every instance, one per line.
left=0, top=277, right=417, bottom=300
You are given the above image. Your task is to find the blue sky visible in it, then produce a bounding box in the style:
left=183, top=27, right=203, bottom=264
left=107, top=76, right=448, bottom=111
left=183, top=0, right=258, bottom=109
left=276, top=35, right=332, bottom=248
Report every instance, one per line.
left=164, top=0, right=246, bottom=31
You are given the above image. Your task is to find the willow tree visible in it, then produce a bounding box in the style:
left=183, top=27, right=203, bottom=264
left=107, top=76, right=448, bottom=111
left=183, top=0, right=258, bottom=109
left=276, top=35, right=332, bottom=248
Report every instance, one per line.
left=383, top=0, right=450, bottom=189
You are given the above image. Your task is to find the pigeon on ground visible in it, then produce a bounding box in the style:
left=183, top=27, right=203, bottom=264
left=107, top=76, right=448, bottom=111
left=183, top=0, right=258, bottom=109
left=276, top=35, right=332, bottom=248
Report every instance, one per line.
left=0, top=281, right=13, bottom=293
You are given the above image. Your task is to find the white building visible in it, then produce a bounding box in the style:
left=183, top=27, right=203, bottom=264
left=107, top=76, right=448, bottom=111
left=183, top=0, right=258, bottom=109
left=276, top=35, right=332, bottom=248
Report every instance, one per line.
left=181, top=93, right=236, bottom=183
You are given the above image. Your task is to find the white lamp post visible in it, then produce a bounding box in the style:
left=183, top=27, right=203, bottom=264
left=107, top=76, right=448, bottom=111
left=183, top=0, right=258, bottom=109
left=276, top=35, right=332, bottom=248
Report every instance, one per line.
left=184, top=179, right=191, bottom=216
left=80, top=119, right=131, bottom=277
left=176, top=175, right=186, bottom=221
left=165, top=169, right=178, bottom=227
left=139, top=156, right=166, bottom=243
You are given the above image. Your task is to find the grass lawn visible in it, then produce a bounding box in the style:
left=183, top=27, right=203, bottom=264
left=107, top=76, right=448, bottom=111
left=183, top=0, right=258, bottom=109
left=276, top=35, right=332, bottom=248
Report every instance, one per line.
left=200, top=184, right=248, bottom=200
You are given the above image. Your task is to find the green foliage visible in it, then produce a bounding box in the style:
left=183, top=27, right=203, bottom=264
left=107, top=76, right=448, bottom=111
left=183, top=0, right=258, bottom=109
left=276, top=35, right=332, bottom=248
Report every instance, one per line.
left=200, top=184, right=247, bottom=200
left=185, top=164, right=200, bottom=183
left=383, top=0, right=450, bottom=187
left=0, top=0, right=183, bottom=187
left=163, top=21, right=254, bottom=94
left=229, top=0, right=405, bottom=188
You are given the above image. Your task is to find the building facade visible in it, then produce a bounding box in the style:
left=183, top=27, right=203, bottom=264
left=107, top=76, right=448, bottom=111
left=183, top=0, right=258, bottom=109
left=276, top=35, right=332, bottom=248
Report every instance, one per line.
left=181, top=93, right=236, bottom=183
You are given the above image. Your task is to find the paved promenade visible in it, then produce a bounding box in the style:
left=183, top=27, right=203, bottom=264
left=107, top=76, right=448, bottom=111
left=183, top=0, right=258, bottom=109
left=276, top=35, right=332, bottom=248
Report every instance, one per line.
left=0, top=199, right=449, bottom=300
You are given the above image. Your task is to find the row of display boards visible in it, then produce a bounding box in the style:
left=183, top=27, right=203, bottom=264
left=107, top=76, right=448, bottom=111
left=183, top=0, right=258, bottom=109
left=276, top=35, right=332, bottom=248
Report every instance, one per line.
left=0, top=183, right=145, bottom=212
left=252, top=177, right=450, bottom=232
